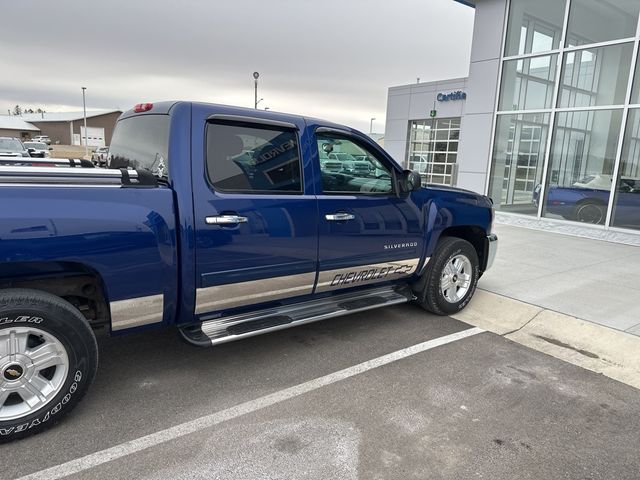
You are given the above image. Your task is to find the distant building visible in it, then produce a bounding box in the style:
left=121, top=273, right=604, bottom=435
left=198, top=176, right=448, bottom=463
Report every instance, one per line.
left=21, top=110, right=122, bottom=146
left=385, top=0, right=640, bottom=239
left=0, top=116, right=40, bottom=140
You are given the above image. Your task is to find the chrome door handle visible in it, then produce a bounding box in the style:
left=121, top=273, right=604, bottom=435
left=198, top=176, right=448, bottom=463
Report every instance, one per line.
left=205, top=215, right=248, bottom=225
left=325, top=212, right=355, bottom=221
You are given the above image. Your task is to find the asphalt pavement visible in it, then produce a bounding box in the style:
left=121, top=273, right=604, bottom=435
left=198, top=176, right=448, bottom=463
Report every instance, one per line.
left=2, top=303, right=639, bottom=480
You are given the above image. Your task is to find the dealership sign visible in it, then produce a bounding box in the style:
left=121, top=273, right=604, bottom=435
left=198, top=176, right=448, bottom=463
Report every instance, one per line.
left=437, top=91, right=467, bottom=102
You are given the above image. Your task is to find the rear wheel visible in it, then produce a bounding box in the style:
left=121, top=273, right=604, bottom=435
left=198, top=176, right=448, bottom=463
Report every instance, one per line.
left=0, top=289, right=98, bottom=442
left=414, top=237, right=480, bottom=315
left=575, top=201, right=606, bottom=224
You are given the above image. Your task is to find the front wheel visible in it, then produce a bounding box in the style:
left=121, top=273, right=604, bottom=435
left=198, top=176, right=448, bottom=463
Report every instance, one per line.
left=0, top=289, right=98, bottom=442
left=414, top=237, right=480, bottom=315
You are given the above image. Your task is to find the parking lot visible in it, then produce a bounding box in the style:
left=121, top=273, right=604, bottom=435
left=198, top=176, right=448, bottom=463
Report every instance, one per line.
left=2, top=303, right=639, bottom=480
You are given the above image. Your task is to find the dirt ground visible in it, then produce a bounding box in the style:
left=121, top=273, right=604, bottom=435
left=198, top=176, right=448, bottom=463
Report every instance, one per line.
left=51, top=144, right=93, bottom=160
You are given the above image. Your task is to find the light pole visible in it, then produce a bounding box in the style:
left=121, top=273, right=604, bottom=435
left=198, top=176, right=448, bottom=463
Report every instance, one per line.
left=369, top=117, right=376, bottom=135
left=256, top=98, right=264, bottom=108
left=253, top=72, right=260, bottom=109
left=81, top=87, right=88, bottom=158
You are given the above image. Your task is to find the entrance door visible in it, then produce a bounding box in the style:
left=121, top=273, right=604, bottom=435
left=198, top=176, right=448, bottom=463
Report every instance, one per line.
left=312, top=128, right=425, bottom=293
left=192, top=112, right=318, bottom=316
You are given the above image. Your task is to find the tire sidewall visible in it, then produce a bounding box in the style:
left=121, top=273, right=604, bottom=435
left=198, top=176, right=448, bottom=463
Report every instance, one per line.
left=424, top=238, right=480, bottom=315
left=0, top=294, right=97, bottom=442
left=575, top=202, right=605, bottom=224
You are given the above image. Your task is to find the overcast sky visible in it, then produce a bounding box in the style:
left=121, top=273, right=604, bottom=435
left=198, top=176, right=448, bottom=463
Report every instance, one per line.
left=2, top=0, right=474, bottom=133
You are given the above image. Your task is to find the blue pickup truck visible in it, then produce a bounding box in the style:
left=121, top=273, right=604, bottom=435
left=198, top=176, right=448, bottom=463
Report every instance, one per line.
left=0, top=101, right=497, bottom=441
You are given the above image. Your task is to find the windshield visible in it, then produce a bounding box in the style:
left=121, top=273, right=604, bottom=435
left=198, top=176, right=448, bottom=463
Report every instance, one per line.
left=109, top=115, right=169, bottom=177
left=0, top=138, right=24, bottom=152
left=24, top=142, right=45, bottom=149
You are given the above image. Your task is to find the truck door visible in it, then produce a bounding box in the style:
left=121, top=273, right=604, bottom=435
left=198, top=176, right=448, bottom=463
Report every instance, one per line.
left=311, top=127, right=425, bottom=293
left=191, top=109, right=318, bottom=316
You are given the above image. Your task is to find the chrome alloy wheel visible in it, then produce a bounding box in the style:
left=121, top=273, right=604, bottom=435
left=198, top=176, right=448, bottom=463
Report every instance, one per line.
left=440, top=254, right=473, bottom=303
left=0, top=327, right=69, bottom=421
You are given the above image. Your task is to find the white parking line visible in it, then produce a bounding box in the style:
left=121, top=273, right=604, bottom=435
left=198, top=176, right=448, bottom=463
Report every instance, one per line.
left=17, top=326, right=484, bottom=480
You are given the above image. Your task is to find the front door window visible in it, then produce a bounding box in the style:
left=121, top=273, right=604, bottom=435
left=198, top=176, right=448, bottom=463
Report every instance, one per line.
left=317, top=133, right=393, bottom=194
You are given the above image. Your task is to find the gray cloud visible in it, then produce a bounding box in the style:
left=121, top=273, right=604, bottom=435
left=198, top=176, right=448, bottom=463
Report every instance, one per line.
left=1, top=0, right=473, bottom=132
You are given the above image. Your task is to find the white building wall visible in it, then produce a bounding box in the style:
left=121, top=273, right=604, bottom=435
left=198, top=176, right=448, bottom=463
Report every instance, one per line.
left=384, top=86, right=412, bottom=165
left=384, top=78, right=468, bottom=168
left=383, top=0, right=508, bottom=194
left=456, top=0, right=507, bottom=194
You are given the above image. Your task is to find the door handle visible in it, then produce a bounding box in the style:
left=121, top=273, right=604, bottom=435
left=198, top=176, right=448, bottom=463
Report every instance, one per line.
left=205, top=215, right=248, bottom=225
left=325, top=212, right=355, bottom=221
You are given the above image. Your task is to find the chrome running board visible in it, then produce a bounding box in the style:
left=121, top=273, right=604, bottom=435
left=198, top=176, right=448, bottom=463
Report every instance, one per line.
left=180, top=285, right=413, bottom=347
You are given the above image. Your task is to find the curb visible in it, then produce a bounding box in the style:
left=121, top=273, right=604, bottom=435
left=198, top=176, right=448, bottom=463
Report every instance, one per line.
left=452, top=289, right=640, bottom=390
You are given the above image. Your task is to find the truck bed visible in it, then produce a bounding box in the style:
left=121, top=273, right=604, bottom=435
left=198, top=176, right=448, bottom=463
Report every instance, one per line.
left=0, top=165, right=178, bottom=330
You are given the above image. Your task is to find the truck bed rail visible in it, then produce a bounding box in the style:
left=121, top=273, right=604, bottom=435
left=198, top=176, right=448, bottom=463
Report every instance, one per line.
left=0, top=164, right=157, bottom=186
left=0, top=157, right=96, bottom=168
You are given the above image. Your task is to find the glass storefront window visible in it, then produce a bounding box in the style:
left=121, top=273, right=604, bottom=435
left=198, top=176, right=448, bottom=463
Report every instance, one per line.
left=488, top=113, right=551, bottom=215
left=566, top=0, right=640, bottom=47
left=490, top=0, right=640, bottom=232
left=542, top=109, right=623, bottom=224
left=558, top=43, right=633, bottom=108
left=407, top=118, right=460, bottom=186
left=631, top=53, right=640, bottom=105
left=611, top=109, right=640, bottom=230
left=499, top=54, right=558, bottom=111
left=505, top=0, right=566, bottom=56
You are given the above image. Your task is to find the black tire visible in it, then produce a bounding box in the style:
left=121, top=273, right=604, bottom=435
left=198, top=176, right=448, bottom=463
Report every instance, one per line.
left=0, top=289, right=98, bottom=443
left=414, top=237, right=480, bottom=315
left=574, top=201, right=606, bottom=224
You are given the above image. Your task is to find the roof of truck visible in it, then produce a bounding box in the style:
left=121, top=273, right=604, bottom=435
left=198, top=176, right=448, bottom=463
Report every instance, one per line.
left=120, top=101, right=355, bottom=133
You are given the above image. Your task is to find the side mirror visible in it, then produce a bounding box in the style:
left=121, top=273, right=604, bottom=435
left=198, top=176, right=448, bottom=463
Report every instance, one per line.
left=49, top=147, right=53, bottom=150
left=27, top=148, right=36, bottom=154
left=400, top=169, right=422, bottom=193
left=322, top=143, right=333, bottom=154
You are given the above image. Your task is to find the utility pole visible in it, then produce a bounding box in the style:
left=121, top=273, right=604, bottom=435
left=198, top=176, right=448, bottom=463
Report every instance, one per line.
left=81, top=87, right=88, bottom=158
left=369, top=117, right=376, bottom=135
left=253, top=72, right=260, bottom=109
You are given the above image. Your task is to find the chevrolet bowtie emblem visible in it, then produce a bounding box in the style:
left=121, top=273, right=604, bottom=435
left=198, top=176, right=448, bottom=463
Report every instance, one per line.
left=6, top=368, right=20, bottom=377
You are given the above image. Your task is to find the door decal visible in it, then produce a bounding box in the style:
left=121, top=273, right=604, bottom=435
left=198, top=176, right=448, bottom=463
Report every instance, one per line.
left=316, top=258, right=420, bottom=293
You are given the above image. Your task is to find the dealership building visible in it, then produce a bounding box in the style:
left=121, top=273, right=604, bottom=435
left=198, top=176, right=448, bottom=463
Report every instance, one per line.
left=384, top=0, right=640, bottom=243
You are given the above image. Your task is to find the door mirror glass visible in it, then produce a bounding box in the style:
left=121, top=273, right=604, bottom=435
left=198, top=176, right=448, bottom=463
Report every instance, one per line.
left=401, top=170, right=422, bottom=193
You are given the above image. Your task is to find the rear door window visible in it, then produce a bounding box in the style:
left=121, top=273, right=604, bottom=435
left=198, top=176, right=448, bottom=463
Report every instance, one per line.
left=109, top=115, right=169, bottom=177
left=206, top=122, right=302, bottom=193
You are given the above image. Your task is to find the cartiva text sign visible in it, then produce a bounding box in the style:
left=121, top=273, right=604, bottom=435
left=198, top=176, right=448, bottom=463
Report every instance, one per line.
left=437, top=91, right=467, bottom=102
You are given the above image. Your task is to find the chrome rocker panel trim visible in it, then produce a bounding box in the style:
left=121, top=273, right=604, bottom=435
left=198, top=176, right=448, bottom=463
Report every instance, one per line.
left=110, top=294, right=164, bottom=331
left=195, top=271, right=316, bottom=314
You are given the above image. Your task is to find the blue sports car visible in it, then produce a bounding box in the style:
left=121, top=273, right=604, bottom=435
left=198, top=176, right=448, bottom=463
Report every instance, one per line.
left=534, top=175, right=640, bottom=227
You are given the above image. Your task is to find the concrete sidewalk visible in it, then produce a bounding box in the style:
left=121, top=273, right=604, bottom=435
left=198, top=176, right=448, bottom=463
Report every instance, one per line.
left=480, top=223, right=640, bottom=336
